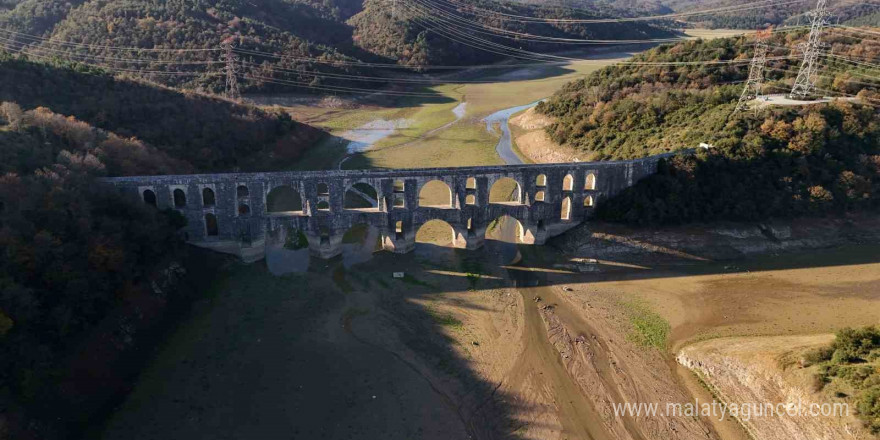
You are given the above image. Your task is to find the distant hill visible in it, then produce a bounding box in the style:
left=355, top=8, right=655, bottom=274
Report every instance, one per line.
left=349, top=0, right=676, bottom=67
left=525, top=0, right=880, bottom=28
left=0, top=0, right=385, bottom=92
left=662, top=0, right=879, bottom=29
left=0, top=51, right=326, bottom=171
left=537, top=32, right=879, bottom=223
left=846, top=11, right=880, bottom=27
left=510, top=0, right=672, bottom=17
left=0, top=0, right=678, bottom=92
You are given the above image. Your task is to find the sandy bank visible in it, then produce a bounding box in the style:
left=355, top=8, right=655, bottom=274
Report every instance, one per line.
left=509, top=107, right=582, bottom=163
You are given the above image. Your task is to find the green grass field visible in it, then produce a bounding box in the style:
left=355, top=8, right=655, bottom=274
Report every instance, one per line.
left=271, top=53, right=632, bottom=172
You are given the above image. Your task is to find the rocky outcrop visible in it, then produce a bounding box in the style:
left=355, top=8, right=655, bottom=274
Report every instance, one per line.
left=678, top=336, right=872, bottom=440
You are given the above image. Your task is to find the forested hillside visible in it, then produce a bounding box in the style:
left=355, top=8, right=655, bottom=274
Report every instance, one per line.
left=537, top=32, right=880, bottom=223
left=526, top=0, right=880, bottom=28
left=0, top=0, right=385, bottom=91
left=0, top=103, right=191, bottom=438
left=515, top=0, right=671, bottom=15
left=0, top=0, right=676, bottom=92
left=0, top=55, right=324, bottom=439
left=0, top=52, right=324, bottom=170
left=349, top=0, right=675, bottom=67
left=663, top=0, right=879, bottom=28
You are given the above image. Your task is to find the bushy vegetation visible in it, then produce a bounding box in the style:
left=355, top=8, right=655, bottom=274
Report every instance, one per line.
left=804, top=326, right=880, bottom=433
left=537, top=33, right=880, bottom=224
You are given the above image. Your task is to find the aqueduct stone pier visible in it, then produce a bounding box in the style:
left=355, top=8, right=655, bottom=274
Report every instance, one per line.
left=102, top=153, right=674, bottom=261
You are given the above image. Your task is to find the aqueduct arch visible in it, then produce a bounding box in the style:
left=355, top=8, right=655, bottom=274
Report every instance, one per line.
left=108, top=153, right=676, bottom=261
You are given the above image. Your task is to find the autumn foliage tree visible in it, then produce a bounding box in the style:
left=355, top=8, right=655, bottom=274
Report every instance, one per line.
left=537, top=33, right=879, bottom=225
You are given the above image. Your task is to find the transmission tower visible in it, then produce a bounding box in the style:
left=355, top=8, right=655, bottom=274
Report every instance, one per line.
left=789, top=0, right=831, bottom=99
left=221, top=37, right=241, bottom=100
left=734, top=27, right=772, bottom=115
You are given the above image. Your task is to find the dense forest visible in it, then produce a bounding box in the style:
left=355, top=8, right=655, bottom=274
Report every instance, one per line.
left=0, top=103, right=189, bottom=438
left=0, top=0, right=675, bottom=92
left=0, top=54, right=327, bottom=438
left=0, top=0, right=383, bottom=92
left=537, top=32, right=880, bottom=224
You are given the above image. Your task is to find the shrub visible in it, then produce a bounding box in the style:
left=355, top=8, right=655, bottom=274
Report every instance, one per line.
left=807, top=327, right=880, bottom=434
left=803, top=346, right=834, bottom=366
left=857, top=386, right=880, bottom=434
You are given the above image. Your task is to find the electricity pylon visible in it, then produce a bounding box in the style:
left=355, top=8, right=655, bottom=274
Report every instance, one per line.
left=221, top=37, right=241, bottom=100
left=734, top=27, right=772, bottom=115
left=790, top=0, right=831, bottom=99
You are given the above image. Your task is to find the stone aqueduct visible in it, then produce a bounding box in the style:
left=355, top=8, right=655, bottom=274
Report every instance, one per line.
left=102, top=153, right=674, bottom=261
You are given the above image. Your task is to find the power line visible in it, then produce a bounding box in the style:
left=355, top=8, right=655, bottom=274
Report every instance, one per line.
left=0, top=39, right=217, bottom=77
left=426, top=0, right=810, bottom=24
left=790, top=0, right=831, bottom=99
left=221, top=37, right=241, bottom=100
left=408, top=0, right=813, bottom=45
left=767, top=84, right=880, bottom=106
left=0, top=9, right=874, bottom=100
left=244, top=74, right=444, bottom=97
left=735, top=27, right=772, bottom=115
left=0, top=35, right=220, bottom=66
left=407, top=0, right=684, bottom=45
left=0, top=27, right=220, bottom=52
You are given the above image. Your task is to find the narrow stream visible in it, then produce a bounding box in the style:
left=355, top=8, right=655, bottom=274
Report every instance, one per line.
left=483, top=100, right=543, bottom=165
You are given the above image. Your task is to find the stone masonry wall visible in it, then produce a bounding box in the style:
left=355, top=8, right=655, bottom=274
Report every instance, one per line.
left=101, top=153, right=675, bottom=260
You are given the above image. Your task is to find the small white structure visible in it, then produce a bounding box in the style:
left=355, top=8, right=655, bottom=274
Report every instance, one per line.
left=392, top=272, right=404, bottom=278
